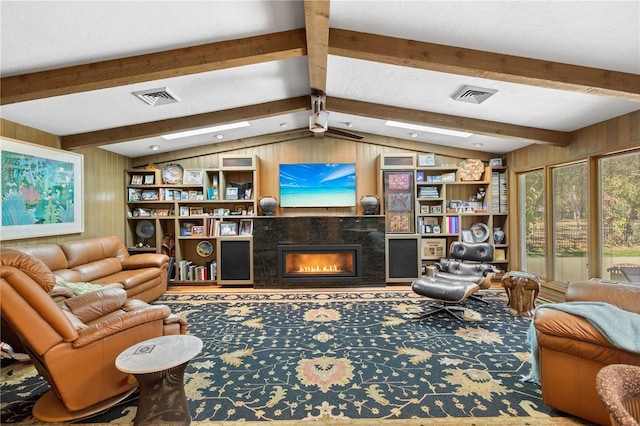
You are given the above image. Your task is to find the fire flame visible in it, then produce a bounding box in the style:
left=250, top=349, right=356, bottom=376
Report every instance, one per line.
left=298, top=264, right=341, bottom=273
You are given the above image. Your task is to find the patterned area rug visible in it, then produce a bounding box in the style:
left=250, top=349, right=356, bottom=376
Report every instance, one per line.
left=1, top=289, right=587, bottom=425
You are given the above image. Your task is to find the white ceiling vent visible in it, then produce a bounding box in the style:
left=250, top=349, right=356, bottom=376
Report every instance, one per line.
left=132, top=87, right=180, bottom=106
left=452, top=85, right=498, bottom=104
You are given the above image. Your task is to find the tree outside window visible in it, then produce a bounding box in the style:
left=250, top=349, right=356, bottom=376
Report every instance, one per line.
left=552, top=163, right=588, bottom=282
left=599, top=151, right=640, bottom=281
left=519, top=170, right=545, bottom=277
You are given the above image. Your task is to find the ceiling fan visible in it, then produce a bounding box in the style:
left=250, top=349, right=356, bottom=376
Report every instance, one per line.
left=308, top=89, right=364, bottom=140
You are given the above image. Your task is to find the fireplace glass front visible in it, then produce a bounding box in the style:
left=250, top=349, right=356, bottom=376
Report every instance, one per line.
left=277, top=244, right=362, bottom=283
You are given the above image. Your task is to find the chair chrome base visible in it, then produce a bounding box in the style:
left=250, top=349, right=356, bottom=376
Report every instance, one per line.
left=412, top=302, right=468, bottom=321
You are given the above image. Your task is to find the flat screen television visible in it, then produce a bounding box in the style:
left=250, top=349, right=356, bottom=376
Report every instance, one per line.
left=279, top=163, right=356, bottom=208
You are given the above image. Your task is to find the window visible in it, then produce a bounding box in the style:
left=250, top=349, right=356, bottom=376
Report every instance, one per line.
left=519, top=170, right=545, bottom=277
left=599, top=150, right=640, bottom=281
left=552, top=163, right=588, bottom=282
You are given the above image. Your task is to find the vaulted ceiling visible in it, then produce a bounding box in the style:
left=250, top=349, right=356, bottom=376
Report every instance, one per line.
left=1, top=1, right=638, bottom=158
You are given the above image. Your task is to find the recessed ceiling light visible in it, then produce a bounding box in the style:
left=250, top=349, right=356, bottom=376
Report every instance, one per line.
left=409, top=132, right=418, bottom=138
left=149, top=145, right=160, bottom=151
left=280, top=122, right=289, bottom=128
left=215, top=134, right=224, bottom=140
left=473, top=142, right=484, bottom=148
left=161, top=121, right=250, bottom=140
left=385, top=120, right=472, bottom=138
left=345, top=122, right=353, bottom=128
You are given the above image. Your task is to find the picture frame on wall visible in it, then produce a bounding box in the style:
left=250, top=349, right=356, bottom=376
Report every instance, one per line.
left=1, top=138, right=84, bottom=240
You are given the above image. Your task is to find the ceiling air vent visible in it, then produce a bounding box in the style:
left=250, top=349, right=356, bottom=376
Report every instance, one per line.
left=452, top=85, right=498, bottom=104
left=132, top=87, right=180, bottom=106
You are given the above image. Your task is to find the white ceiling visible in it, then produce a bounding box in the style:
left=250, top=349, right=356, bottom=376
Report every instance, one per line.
left=1, top=1, right=639, bottom=158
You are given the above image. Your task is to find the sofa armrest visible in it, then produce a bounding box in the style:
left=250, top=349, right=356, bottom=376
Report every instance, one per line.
left=61, top=288, right=128, bottom=324
left=121, top=253, right=169, bottom=270
left=566, top=280, right=640, bottom=314
left=72, top=304, right=172, bottom=348
left=534, top=308, right=613, bottom=348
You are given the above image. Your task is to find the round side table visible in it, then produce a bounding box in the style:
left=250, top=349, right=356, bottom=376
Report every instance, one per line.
left=501, top=271, right=541, bottom=316
left=115, top=334, right=202, bottom=426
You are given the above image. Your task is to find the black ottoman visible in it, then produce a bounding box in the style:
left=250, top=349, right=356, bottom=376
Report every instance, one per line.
left=411, top=277, right=480, bottom=321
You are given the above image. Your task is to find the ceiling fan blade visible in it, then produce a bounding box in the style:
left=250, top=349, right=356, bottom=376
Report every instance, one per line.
left=325, top=127, right=364, bottom=140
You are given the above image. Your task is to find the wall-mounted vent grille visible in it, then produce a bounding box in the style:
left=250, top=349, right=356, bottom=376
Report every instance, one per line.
left=132, top=87, right=180, bottom=106
left=452, top=85, right=498, bottom=104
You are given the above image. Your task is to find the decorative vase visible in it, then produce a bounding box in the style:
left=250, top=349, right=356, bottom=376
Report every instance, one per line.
left=360, top=195, right=379, bottom=215
left=493, top=227, right=505, bottom=244
left=259, top=196, right=278, bottom=216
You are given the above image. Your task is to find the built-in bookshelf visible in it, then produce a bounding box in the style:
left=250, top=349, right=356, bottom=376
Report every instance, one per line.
left=124, top=154, right=258, bottom=285
left=378, top=153, right=509, bottom=281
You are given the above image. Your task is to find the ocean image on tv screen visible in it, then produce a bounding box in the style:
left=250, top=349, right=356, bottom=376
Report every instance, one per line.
left=280, top=163, right=356, bottom=207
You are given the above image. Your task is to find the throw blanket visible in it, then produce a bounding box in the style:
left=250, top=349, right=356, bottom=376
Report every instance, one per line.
left=55, top=280, right=104, bottom=297
left=522, top=301, right=640, bottom=384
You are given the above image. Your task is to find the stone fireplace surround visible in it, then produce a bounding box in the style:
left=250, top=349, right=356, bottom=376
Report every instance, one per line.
left=252, top=216, right=386, bottom=288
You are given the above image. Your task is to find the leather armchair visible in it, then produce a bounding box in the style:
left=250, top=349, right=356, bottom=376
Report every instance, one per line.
left=434, top=241, right=499, bottom=302
left=533, top=280, right=640, bottom=425
left=0, top=251, right=187, bottom=422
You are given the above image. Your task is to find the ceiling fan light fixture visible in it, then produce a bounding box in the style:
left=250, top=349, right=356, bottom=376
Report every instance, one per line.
left=385, top=120, right=472, bottom=138
left=310, top=110, right=329, bottom=133
left=161, top=121, right=250, bottom=140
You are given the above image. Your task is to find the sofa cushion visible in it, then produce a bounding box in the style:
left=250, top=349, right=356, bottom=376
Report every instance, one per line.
left=59, top=236, right=128, bottom=268
left=71, top=258, right=123, bottom=282
left=93, top=267, right=161, bottom=290
left=6, top=244, right=69, bottom=272
left=1, top=251, right=56, bottom=292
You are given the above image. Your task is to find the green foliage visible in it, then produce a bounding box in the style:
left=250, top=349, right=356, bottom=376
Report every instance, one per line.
left=1, top=191, right=36, bottom=225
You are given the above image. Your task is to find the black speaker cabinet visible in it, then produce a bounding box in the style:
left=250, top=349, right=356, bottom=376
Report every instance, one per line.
left=385, top=234, right=420, bottom=283
left=217, top=236, right=253, bottom=284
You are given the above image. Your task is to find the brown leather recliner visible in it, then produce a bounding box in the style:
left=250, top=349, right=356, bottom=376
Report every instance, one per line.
left=533, top=280, right=640, bottom=425
left=0, top=251, right=188, bottom=422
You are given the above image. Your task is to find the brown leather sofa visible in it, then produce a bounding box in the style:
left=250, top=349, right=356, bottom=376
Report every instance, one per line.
left=533, top=280, right=640, bottom=425
left=0, top=251, right=187, bottom=422
left=3, top=235, right=168, bottom=302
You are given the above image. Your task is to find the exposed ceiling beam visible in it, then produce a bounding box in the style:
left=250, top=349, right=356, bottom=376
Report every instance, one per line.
left=330, top=28, right=640, bottom=102
left=304, top=0, right=330, bottom=93
left=328, top=97, right=571, bottom=146
left=61, top=96, right=310, bottom=149
left=1, top=29, right=307, bottom=105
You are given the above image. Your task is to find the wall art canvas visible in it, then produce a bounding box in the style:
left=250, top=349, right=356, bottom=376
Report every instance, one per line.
left=1, top=138, right=84, bottom=240
left=387, top=193, right=412, bottom=211
left=388, top=212, right=411, bottom=232
left=387, top=173, right=410, bottom=190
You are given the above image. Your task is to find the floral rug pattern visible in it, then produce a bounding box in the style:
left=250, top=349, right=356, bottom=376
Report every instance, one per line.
left=1, top=290, right=574, bottom=424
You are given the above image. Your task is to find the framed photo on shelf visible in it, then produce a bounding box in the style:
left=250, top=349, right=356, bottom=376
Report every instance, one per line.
left=190, top=207, right=204, bottom=216
left=461, top=229, right=474, bottom=242
left=179, top=206, right=189, bottom=217
left=226, top=187, right=239, bottom=200
left=418, top=153, right=436, bottom=167
left=191, top=226, right=204, bottom=236
left=131, top=175, right=143, bottom=185
left=219, top=222, right=238, bottom=236
left=143, top=174, right=155, bottom=185
left=239, top=219, right=253, bottom=235
left=422, top=238, right=447, bottom=259
left=430, top=205, right=442, bottom=214
left=157, top=209, right=169, bottom=217
left=140, top=189, right=159, bottom=201
left=183, top=169, right=204, bottom=185
left=420, top=205, right=429, bottom=214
